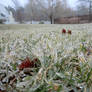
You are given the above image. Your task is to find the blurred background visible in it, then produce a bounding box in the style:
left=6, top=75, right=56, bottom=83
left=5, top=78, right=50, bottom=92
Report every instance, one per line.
left=0, top=0, right=92, bottom=24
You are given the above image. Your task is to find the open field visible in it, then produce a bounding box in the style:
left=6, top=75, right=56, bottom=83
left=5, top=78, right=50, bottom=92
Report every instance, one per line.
left=0, top=24, right=92, bottom=92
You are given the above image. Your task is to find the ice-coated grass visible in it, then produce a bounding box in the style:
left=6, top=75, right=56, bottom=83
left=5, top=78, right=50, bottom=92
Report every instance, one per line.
left=0, top=24, right=92, bottom=92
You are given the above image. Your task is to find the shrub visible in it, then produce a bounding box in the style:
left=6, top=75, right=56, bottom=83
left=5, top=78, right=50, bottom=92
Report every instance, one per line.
left=39, top=21, right=44, bottom=24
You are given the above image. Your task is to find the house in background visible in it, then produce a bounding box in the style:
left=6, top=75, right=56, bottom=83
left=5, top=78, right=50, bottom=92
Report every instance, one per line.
left=54, top=15, right=90, bottom=24
left=0, top=4, right=10, bottom=24
left=54, top=8, right=91, bottom=24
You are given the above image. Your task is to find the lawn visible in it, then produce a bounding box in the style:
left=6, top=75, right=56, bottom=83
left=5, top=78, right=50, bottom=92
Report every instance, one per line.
left=0, top=24, right=92, bottom=92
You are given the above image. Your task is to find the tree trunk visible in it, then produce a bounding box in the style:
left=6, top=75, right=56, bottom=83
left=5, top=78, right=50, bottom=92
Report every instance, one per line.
left=50, top=15, right=54, bottom=24
left=89, top=1, right=92, bottom=22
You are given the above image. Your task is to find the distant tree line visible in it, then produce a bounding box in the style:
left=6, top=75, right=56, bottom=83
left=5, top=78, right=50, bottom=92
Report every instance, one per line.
left=8, top=0, right=92, bottom=24
left=77, top=0, right=92, bottom=22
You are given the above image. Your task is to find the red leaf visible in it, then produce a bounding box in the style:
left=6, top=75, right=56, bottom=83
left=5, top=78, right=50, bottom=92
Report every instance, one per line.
left=18, top=57, right=39, bottom=70
left=68, top=30, right=72, bottom=35
left=62, top=29, right=66, bottom=34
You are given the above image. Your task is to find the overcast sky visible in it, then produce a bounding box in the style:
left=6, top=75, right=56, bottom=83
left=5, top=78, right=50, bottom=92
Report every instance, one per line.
left=0, top=0, right=77, bottom=8
left=0, top=0, right=28, bottom=7
left=68, top=0, right=78, bottom=8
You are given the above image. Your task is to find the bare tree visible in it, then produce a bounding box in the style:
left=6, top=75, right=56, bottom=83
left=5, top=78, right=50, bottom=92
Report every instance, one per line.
left=77, top=2, right=89, bottom=15
left=25, top=0, right=40, bottom=23
left=88, top=0, right=92, bottom=21
left=37, top=0, right=75, bottom=23
left=11, top=0, right=25, bottom=23
left=36, top=0, right=60, bottom=24
left=78, top=0, right=92, bottom=22
left=23, top=0, right=75, bottom=23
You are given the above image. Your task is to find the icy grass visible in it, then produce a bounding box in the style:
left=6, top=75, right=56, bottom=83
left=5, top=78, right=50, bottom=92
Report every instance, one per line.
left=0, top=24, right=92, bottom=92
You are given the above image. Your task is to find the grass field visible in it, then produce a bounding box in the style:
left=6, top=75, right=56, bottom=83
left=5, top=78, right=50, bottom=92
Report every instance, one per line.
left=0, top=24, right=92, bottom=92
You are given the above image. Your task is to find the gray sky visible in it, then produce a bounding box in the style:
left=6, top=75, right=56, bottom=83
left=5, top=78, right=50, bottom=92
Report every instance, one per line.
left=68, top=0, right=78, bottom=8
left=0, top=0, right=77, bottom=8
left=0, top=0, right=28, bottom=7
